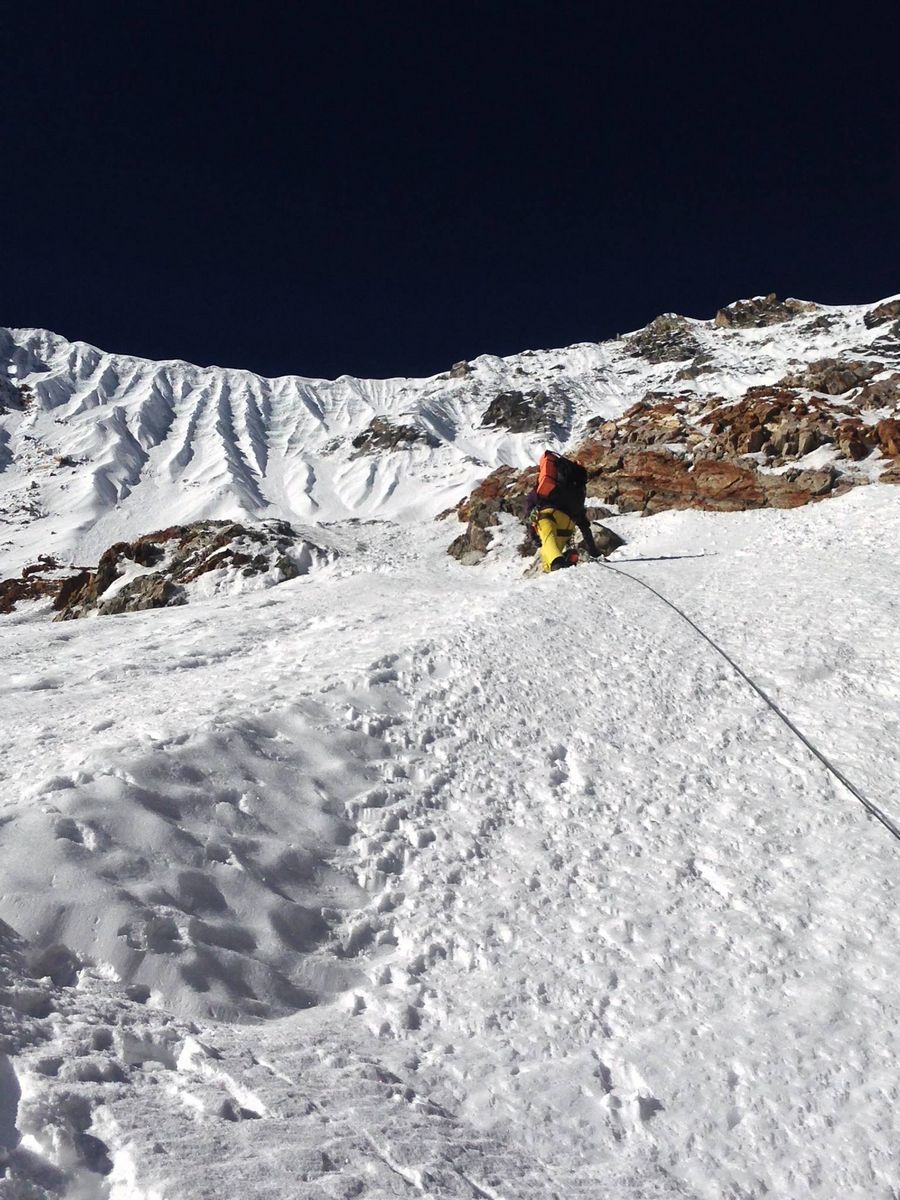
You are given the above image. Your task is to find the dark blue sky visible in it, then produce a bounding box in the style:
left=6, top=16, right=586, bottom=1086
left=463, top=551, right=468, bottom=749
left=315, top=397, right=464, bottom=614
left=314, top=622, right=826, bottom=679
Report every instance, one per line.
left=3, top=2, right=898, bottom=379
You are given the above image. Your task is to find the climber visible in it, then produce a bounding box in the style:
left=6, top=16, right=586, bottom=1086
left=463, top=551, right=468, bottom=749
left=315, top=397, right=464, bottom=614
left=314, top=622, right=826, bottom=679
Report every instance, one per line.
left=524, top=450, right=601, bottom=572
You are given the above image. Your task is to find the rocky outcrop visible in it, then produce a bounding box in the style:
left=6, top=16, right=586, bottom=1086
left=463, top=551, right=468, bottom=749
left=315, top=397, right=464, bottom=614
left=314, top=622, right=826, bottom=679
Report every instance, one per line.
left=701, top=388, right=900, bottom=463
left=625, top=315, right=701, bottom=364
left=575, top=381, right=900, bottom=513
left=674, top=351, right=716, bottom=381
left=850, top=376, right=900, bottom=410
left=351, top=417, right=438, bottom=455
left=447, top=368, right=900, bottom=558
left=0, top=521, right=328, bottom=619
left=778, top=358, right=883, bottom=396
left=877, top=417, right=900, bottom=457
left=581, top=448, right=835, bottom=514
left=0, top=379, right=32, bottom=413
left=480, top=389, right=568, bottom=435
left=59, top=520, right=321, bottom=619
left=447, top=466, right=534, bottom=565
left=591, top=377, right=900, bottom=468
left=0, top=557, right=88, bottom=615
left=714, top=294, right=817, bottom=328
left=449, top=360, right=471, bottom=379
left=449, top=465, right=532, bottom=529
left=864, top=299, right=900, bottom=329
left=446, top=519, right=495, bottom=566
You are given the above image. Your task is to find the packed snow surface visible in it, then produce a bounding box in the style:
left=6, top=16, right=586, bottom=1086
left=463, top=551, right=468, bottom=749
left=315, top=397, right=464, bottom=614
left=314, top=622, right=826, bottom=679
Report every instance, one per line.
left=2, top=492, right=898, bottom=1198
left=1, top=307, right=899, bottom=1197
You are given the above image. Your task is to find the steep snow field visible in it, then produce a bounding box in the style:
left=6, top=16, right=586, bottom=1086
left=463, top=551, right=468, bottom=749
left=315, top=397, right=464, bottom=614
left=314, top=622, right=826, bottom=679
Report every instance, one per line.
left=2, top=492, right=898, bottom=1198
left=1, top=308, right=899, bottom=1197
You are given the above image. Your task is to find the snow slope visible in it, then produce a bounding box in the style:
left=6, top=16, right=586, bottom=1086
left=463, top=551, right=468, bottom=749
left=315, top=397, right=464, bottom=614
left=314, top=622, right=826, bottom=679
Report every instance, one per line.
left=1, top=306, right=899, bottom=1198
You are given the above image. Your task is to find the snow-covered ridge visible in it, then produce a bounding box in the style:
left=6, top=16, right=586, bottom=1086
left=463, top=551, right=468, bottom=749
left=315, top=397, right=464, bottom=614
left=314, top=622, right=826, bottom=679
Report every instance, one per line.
left=1, top=296, right=897, bottom=571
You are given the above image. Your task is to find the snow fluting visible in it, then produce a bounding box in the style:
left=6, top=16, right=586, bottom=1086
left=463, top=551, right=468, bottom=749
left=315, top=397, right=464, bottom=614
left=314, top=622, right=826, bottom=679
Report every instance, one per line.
left=1, top=299, right=899, bottom=1198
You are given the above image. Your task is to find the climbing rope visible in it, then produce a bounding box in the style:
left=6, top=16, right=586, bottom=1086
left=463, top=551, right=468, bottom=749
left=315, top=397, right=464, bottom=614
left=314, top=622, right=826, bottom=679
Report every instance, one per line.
left=596, top=560, right=900, bottom=845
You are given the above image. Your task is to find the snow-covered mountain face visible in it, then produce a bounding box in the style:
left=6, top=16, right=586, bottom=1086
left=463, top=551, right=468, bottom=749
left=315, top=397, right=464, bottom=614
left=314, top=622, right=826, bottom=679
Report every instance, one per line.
left=1, top=301, right=899, bottom=1199
left=2, top=295, right=898, bottom=574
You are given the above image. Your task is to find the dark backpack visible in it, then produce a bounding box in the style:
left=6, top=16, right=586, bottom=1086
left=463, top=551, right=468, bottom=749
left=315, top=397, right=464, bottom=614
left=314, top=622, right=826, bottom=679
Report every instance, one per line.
left=535, top=450, right=587, bottom=515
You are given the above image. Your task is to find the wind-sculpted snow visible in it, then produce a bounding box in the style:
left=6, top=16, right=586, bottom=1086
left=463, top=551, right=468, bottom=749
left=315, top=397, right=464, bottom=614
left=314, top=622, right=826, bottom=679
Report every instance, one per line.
left=5, top=705, right=372, bottom=1020
left=3, top=297, right=898, bottom=571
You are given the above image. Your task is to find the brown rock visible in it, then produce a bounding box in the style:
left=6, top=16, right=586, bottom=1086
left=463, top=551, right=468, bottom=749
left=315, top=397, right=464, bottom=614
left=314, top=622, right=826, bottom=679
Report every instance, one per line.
left=791, top=468, right=835, bottom=496
left=864, top=299, right=900, bottom=329
left=835, top=421, right=872, bottom=461
left=447, top=521, right=494, bottom=565
left=715, top=294, right=816, bottom=328
left=876, top=417, right=900, bottom=458
left=96, top=576, right=184, bottom=616
left=351, top=417, right=437, bottom=454
left=590, top=525, right=626, bottom=556
left=797, top=424, right=823, bottom=456
left=54, top=570, right=93, bottom=611
left=480, top=390, right=568, bottom=434
left=0, top=559, right=92, bottom=615
left=449, top=357, right=897, bottom=565
left=779, top=358, right=882, bottom=396
left=0, top=575, right=52, bottom=614
left=51, top=520, right=317, bottom=619
left=855, top=376, right=900, bottom=409
left=674, top=352, right=716, bottom=381
left=625, top=315, right=700, bottom=363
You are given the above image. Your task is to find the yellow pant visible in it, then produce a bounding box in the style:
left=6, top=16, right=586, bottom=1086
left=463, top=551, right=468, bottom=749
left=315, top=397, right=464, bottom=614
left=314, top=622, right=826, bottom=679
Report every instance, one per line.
left=534, top=508, right=576, bottom=572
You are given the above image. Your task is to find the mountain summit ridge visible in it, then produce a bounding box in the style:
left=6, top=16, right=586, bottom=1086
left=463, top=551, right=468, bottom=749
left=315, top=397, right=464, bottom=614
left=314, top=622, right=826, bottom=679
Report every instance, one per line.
left=2, top=295, right=899, bottom=574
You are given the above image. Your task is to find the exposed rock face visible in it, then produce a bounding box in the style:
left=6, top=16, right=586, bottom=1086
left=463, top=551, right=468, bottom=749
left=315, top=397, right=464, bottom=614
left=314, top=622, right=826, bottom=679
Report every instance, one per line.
left=0, top=379, right=32, bottom=413
left=877, top=417, right=900, bottom=457
left=452, top=466, right=532, bottom=528
left=846, top=376, right=900, bottom=410
left=674, top=351, right=716, bottom=381
left=0, top=521, right=328, bottom=619
left=57, top=520, right=319, bottom=619
left=589, top=377, right=900, bottom=468
left=714, top=294, right=816, bottom=328
left=447, top=365, right=900, bottom=558
left=778, top=358, right=883, bottom=396
left=480, top=389, right=568, bottom=435
left=351, top=417, right=438, bottom=454
left=449, top=360, right=471, bottom=379
left=590, top=525, right=626, bottom=556
left=702, top=387, right=900, bottom=463
left=866, top=323, right=900, bottom=359
left=582, top=448, right=835, bottom=514
left=0, top=557, right=88, bottom=615
left=625, top=315, right=701, bottom=364
left=576, top=381, right=899, bottom=513
left=447, top=466, right=534, bottom=565
left=446, top=519, right=494, bottom=566
left=864, top=299, right=900, bottom=329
